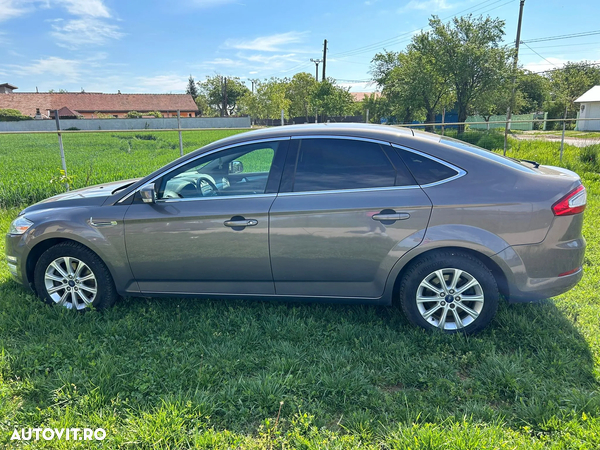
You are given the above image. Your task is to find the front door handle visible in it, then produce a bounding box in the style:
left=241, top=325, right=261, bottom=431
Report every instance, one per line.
left=224, top=218, right=258, bottom=227
left=372, top=213, right=410, bottom=221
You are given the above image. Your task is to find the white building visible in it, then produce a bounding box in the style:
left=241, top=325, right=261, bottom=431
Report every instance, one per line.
left=575, top=85, right=600, bottom=131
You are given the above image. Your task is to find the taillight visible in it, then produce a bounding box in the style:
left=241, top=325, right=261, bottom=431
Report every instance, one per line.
left=552, top=185, right=587, bottom=216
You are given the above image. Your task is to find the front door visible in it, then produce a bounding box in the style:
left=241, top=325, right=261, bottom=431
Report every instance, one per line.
left=269, top=137, right=432, bottom=299
left=124, top=139, right=288, bottom=295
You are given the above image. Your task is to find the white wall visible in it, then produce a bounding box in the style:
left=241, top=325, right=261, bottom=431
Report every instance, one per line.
left=577, top=102, right=600, bottom=131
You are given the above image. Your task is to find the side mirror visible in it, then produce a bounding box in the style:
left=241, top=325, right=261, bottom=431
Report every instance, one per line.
left=140, top=183, right=156, bottom=204
left=229, top=160, right=244, bottom=174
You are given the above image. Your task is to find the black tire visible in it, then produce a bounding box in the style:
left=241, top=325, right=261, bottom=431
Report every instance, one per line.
left=34, top=241, right=119, bottom=310
left=399, top=251, right=499, bottom=334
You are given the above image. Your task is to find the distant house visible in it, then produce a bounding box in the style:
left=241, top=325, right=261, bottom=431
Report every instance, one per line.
left=351, top=92, right=381, bottom=102
left=0, top=84, right=198, bottom=119
left=0, top=83, right=18, bottom=94
left=575, top=86, right=600, bottom=131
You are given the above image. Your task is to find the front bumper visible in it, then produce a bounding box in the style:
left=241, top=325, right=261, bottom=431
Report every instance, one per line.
left=5, top=233, right=28, bottom=286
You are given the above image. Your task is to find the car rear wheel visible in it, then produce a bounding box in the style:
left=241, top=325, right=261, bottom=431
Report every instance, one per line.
left=34, top=242, right=118, bottom=310
left=399, top=251, right=499, bottom=334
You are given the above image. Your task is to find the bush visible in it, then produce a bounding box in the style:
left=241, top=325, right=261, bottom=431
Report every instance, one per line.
left=0, top=108, right=33, bottom=121
left=126, top=111, right=143, bottom=119
left=94, top=112, right=116, bottom=119
left=579, top=144, right=600, bottom=171
left=145, top=111, right=163, bottom=118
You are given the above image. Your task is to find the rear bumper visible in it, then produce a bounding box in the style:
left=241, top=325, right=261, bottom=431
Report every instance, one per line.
left=492, top=235, right=586, bottom=303
left=506, top=267, right=584, bottom=303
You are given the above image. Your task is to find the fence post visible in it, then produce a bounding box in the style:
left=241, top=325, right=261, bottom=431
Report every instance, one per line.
left=54, top=110, right=69, bottom=191
left=560, top=105, right=567, bottom=162
left=281, top=109, right=284, bottom=126
left=441, top=108, right=445, bottom=136
left=365, top=109, right=369, bottom=123
left=177, top=110, right=183, bottom=157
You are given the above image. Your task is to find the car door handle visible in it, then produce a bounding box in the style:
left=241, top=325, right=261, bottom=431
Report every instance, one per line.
left=224, top=219, right=258, bottom=227
left=372, top=213, right=410, bottom=221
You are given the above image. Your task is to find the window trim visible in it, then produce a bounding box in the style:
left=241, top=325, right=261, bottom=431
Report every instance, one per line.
left=391, top=144, right=467, bottom=188
left=285, top=135, right=408, bottom=195
left=119, top=137, right=290, bottom=204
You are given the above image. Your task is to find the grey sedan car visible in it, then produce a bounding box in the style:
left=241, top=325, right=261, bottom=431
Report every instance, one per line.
left=6, top=124, right=586, bottom=333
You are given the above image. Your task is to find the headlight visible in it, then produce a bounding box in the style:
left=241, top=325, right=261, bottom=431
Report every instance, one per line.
left=9, top=217, right=33, bottom=235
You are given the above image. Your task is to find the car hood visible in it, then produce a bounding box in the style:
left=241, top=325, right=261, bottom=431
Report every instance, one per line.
left=21, top=179, right=140, bottom=214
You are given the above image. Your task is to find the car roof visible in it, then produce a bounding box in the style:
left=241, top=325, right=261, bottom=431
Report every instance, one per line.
left=196, top=123, right=442, bottom=154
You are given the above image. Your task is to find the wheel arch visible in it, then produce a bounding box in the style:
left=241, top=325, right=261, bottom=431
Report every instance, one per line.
left=26, top=238, right=105, bottom=290
left=391, top=246, right=510, bottom=304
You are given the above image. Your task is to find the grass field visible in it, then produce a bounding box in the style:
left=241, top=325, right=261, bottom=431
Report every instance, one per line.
left=1, top=130, right=600, bottom=448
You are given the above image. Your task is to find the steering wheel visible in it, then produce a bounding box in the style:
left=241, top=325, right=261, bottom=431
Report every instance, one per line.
left=198, top=176, right=219, bottom=197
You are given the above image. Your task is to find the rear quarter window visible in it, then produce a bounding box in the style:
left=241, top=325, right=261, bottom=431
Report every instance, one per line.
left=396, top=148, right=459, bottom=185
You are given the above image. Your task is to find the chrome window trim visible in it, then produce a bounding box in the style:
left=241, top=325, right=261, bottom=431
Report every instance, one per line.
left=290, top=134, right=392, bottom=147
left=118, top=137, right=290, bottom=204
left=157, top=193, right=277, bottom=203
left=390, top=143, right=467, bottom=188
left=278, top=185, right=419, bottom=197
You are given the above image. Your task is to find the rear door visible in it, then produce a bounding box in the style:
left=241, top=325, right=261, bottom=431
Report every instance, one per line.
left=269, top=137, right=432, bottom=299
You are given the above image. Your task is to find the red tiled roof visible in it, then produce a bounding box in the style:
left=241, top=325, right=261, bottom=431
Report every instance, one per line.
left=351, top=92, right=381, bottom=102
left=0, top=92, right=198, bottom=117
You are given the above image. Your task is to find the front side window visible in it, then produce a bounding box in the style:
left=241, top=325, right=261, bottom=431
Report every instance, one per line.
left=292, top=138, right=397, bottom=192
left=157, top=141, right=280, bottom=200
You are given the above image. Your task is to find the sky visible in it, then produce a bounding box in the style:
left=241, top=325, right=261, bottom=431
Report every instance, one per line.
left=1, top=0, right=599, bottom=94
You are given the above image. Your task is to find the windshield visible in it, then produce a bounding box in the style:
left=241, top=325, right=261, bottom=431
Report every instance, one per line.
left=440, top=137, right=538, bottom=173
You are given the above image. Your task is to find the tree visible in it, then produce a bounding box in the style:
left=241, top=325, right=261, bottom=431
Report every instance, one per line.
left=472, top=78, right=523, bottom=128
left=238, top=78, right=290, bottom=120
left=517, top=69, right=550, bottom=113
left=185, top=75, right=199, bottom=100
left=197, top=75, right=250, bottom=116
left=287, top=72, right=318, bottom=121
left=428, top=15, right=511, bottom=133
left=373, top=33, right=454, bottom=131
left=545, top=62, right=600, bottom=128
left=311, top=78, right=354, bottom=119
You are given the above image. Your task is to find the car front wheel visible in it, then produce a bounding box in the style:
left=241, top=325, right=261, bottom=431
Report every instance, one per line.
left=399, top=251, right=499, bottom=334
left=34, top=241, right=118, bottom=310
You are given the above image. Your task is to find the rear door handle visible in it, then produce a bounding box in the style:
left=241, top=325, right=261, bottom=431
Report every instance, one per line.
left=372, top=213, right=410, bottom=221
left=224, top=219, right=258, bottom=227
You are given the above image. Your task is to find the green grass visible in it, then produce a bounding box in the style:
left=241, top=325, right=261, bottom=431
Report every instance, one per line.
left=1, top=130, right=600, bottom=448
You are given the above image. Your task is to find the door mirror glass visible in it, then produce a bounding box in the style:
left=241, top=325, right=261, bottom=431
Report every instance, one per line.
left=229, top=160, right=244, bottom=174
left=140, top=183, right=156, bottom=204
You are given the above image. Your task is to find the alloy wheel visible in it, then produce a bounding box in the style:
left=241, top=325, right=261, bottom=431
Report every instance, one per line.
left=44, top=256, right=97, bottom=310
left=416, top=268, right=485, bottom=331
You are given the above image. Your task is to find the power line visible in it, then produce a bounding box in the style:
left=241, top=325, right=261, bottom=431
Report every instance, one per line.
left=521, top=42, right=558, bottom=67
left=330, top=0, right=514, bottom=59
left=522, top=29, right=600, bottom=43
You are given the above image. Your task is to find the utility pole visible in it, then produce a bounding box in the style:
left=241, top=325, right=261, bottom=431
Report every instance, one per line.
left=310, top=58, right=322, bottom=82
left=322, top=39, right=327, bottom=81
left=503, top=0, right=525, bottom=156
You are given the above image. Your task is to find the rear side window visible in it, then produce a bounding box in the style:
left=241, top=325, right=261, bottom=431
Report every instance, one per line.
left=293, top=139, right=397, bottom=192
left=397, top=148, right=459, bottom=185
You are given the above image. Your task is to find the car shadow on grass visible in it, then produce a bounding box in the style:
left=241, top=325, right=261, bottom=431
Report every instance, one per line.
left=0, top=280, right=598, bottom=440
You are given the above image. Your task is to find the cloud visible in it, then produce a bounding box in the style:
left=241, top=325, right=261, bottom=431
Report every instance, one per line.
left=240, top=53, right=301, bottom=64
left=189, top=0, right=237, bottom=7
left=522, top=57, right=569, bottom=73
left=202, top=58, right=245, bottom=67
left=132, top=74, right=189, bottom=93
left=56, top=0, right=110, bottom=17
left=51, top=17, right=124, bottom=48
left=0, top=0, right=33, bottom=21
left=224, top=31, right=309, bottom=52
left=8, top=56, right=83, bottom=83
left=399, top=0, right=454, bottom=12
